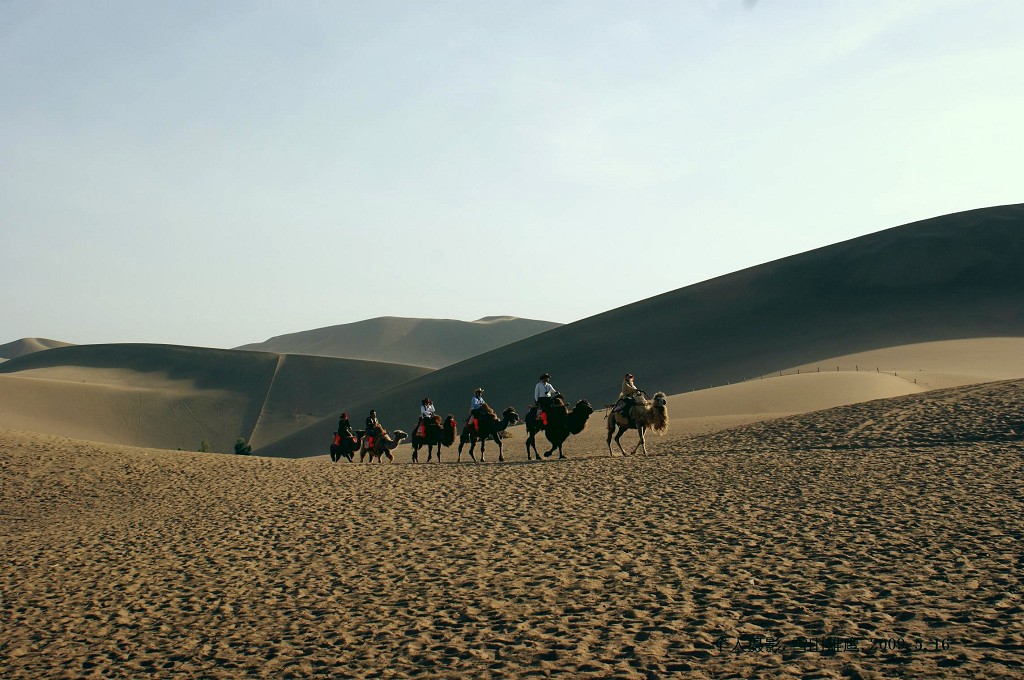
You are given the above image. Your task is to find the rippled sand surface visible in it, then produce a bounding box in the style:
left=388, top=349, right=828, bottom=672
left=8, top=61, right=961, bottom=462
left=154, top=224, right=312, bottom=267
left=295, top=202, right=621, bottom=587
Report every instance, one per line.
left=2, top=381, right=1022, bottom=678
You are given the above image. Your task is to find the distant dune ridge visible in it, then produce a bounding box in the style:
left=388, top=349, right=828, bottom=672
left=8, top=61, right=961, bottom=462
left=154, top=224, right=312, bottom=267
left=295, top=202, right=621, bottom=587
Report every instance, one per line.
left=0, top=337, right=72, bottom=360
left=235, top=316, right=562, bottom=368
left=266, top=203, right=1024, bottom=457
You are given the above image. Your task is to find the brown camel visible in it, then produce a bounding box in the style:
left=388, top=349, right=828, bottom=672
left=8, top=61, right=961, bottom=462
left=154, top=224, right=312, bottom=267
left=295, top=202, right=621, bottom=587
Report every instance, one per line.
left=457, top=406, right=520, bottom=462
left=410, top=414, right=458, bottom=463
left=606, top=391, right=669, bottom=455
left=330, top=429, right=363, bottom=463
left=360, top=429, right=408, bottom=463
left=525, top=397, right=594, bottom=460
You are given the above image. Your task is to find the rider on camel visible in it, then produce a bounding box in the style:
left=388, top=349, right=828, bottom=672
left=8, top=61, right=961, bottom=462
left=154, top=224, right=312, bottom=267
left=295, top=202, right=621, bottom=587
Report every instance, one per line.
left=365, top=410, right=389, bottom=447
left=338, top=412, right=354, bottom=439
left=468, top=388, right=487, bottom=430
left=613, top=373, right=642, bottom=418
left=417, top=397, right=436, bottom=437
left=534, top=373, right=557, bottom=424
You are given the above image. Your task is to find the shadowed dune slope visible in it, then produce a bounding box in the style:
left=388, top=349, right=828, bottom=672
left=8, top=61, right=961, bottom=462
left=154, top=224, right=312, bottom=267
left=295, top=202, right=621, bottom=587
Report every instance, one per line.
left=267, top=203, right=1024, bottom=457
left=235, top=316, right=561, bottom=368
left=0, top=338, right=73, bottom=360
left=0, top=344, right=429, bottom=453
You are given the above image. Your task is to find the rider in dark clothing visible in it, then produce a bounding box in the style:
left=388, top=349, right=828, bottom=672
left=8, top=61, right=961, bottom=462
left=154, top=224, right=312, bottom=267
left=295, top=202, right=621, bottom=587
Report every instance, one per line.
left=338, top=412, right=354, bottom=438
left=366, top=410, right=384, bottom=438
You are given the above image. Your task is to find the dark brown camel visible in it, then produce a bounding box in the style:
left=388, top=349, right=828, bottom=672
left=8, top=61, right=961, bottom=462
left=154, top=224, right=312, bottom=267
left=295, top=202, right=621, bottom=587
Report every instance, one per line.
left=457, top=406, right=520, bottom=462
left=525, top=397, right=594, bottom=459
left=607, top=391, right=669, bottom=455
left=410, top=414, right=458, bottom=463
left=330, top=429, right=363, bottom=463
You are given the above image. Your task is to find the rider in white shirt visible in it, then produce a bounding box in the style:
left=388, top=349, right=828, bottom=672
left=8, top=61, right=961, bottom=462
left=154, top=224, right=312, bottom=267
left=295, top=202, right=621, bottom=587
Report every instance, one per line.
left=535, top=373, right=556, bottom=412
left=468, top=388, right=486, bottom=425
left=535, top=373, right=556, bottom=401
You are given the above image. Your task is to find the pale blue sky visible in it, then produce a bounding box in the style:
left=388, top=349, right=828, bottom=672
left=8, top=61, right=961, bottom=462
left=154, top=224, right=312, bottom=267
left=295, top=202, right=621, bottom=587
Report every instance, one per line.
left=3, top=0, right=1022, bottom=348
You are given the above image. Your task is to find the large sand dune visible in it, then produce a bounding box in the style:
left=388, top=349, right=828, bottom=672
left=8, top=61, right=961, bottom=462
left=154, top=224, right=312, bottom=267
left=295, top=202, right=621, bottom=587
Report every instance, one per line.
left=267, top=204, right=1024, bottom=457
left=236, top=316, right=562, bottom=368
left=0, top=344, right=430, bottom=453
left=4, top=205, right=1024, bottom=458
left=2, top=380, right=1020, bottom=678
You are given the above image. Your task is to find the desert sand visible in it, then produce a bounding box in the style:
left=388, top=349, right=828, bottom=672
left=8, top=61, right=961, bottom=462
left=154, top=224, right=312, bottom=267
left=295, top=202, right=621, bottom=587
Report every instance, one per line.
left=2, top=379, right=1022, bottom=678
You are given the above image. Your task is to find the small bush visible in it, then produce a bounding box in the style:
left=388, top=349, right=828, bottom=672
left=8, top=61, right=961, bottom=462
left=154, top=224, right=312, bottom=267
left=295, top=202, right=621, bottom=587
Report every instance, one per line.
left=199, top=440, right=210, bottom=453
left=234, top=438, right=252, bottom=455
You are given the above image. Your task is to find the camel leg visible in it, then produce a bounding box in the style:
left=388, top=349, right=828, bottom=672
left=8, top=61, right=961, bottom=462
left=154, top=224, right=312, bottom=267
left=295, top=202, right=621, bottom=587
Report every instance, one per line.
left=613, top=427, right=629, bottom=456
left=412, top=445, right=419, bottom=464
left=630, top=427, right=646, bottom=456
left=608, top=416, right=627, bottom=455
left=495, top=436, right=504, bottom=463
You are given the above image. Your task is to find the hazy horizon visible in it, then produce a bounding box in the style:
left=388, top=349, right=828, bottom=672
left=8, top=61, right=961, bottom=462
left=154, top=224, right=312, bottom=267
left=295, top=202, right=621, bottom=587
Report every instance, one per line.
left=3, top=1, right=1022, bottom=348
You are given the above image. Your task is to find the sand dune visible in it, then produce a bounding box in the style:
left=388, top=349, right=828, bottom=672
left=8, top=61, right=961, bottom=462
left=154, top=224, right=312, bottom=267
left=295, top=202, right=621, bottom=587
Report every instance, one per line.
left=267, top=204, right=1024, bottom=457
left=4, top=205, right=1024, bottom=459
left=0, top=337, right=72, bottom=360
left=0, top=344, right=430, bottom=453
left=2, top=380, right=1020, bottom=678
left=236, top=316, right=561, bottom=368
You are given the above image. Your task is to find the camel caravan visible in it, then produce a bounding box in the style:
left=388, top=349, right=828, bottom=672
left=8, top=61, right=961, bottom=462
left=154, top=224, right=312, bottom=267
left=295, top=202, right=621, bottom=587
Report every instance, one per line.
left=328, top=373, right=668, bottom=464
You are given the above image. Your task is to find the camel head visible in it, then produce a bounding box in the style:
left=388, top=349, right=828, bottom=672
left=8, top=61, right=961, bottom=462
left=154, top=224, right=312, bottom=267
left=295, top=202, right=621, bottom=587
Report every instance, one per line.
left=651, top=392, right=669, bottom=432
left=391, top=430, right=408, bottom=442
left=502, top=407, right=521, bottom=425
left=569, top=399, right=594, bottom=434
left=572, top=399, right=593, bottom=416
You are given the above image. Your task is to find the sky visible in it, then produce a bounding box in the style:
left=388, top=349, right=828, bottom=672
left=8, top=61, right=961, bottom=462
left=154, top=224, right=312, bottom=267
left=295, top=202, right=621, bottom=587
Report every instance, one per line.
left=2, top=0, right=1022, bottom=349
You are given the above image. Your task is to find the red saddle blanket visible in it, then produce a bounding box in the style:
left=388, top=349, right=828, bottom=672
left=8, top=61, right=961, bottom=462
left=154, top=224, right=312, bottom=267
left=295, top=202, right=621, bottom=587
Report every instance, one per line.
left=366, top=436, right=376, bottom=448
left=473, top=418, right=479, bottom=432
left=417, top=424, right=427, bottom=438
